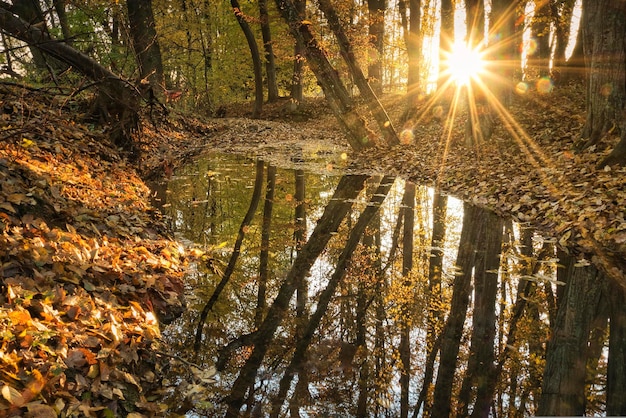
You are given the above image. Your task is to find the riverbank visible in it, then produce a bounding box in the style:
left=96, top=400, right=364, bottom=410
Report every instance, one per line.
left=0, top=85, right=203, bottom=416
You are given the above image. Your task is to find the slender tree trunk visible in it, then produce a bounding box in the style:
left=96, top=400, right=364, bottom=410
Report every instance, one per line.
left=194, top=159, right=265, bottom=352
left=550, top=0, right=576, bottom=81
left=528, top=0, right=551, bottom=78
left=400, top=181, right=415, bottom=418
left=290, top=0, right=306, bottom=103
left=317, top=0, right=400, bottom=147
left=226, top=174, right=370, bottom=417
left=431, top=203, right=485, bottom=418
left=127, top=0, right=165, bottom=89
left=259, top=0, right=279, bottom=102
left=275, top=0, right=375, bottom=150
left=438, top=0, right=454, bottom=90
left=256, top=164, right=276, bottom=327
left=231, top=0, right=263, bottom=118
left=52, top=0, right=72, bottom=45
left=607, top=280, right=626, bottom=415
left=267, top=176, right=393, bottom=417
left=367, top=0, right=385, bottom=94
left=537, top=255, right=605, bottom=415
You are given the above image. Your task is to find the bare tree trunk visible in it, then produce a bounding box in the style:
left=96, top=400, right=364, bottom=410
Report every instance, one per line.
left=431, top=203, right=485, bottom=418
left=400, top=181, right=415, bottom=418
left=367, top=0, right=385, bottom=94
left=290, top=0, right=306, bottom=104
left=194, top=159, right=265, bottom=352
left=226, top=174, right=370, bottom=417
left=537, top=255, right=605, bottom=415
left=127, top=0, right=165, bottom=89
left=275, top=0, right=375, bottom=150
left=317, top=0, right=400, bottom=147
left=231, top=0, right=263, bottom=118
left=256, top=164, right=276, bottom=327
left=259, top=0, right=279, bottom=102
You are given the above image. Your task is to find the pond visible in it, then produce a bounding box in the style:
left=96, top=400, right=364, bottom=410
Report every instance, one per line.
left=150, top=151, right=622, bottom=417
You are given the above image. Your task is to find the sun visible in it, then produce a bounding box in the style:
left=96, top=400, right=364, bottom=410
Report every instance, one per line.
left=445, top=41, right=486, bottom=86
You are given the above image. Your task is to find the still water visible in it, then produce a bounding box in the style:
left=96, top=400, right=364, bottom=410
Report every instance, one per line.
left=151, top=152, right=619, bottom=417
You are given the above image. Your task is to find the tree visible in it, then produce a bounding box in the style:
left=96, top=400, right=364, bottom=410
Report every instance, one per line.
left=259, top=0, right=279, bottom=102
left=367, top=0, right=385, bottom=94
left=127, top=0, right=165, bottom=89
left=231, top=0, right=264, bottom=117
left=578, top=0, right=626, bottom=167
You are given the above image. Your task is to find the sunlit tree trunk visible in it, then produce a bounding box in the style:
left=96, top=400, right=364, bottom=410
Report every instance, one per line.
left=367, top=0, right=385, bottom=94
left=259, top=0, right=279, bottom=102
left=431, top=203, right=485, bottom=418
left=438, top=0, right=454, bottom=90
left=489, top=0, right=517, bottom=107
left=400, top=182, right=415, bottom=418
left=231, top=0, right=263, bottom=118
left=275, top=0, right=375, bottom=150
left=578, top=0, right=626, bottom=168
left=399, top=0, right=422, bottom=100
left=537, top=254, right=605, bottom=415
left=550, top=0, right=577, bottom=81
left=256, top=164, right=276, bottom=327
left=317, top=0, right=400, bottom=147
left=127, top=0, right=165, bottom=89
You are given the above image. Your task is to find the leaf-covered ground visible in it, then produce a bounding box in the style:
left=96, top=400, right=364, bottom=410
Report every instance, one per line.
left=0, top=80, right=624, bottom=416
left=0, top=85, right=204, bottom=417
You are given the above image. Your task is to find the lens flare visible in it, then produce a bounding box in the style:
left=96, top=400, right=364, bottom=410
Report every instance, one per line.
left=445, top=42, right=485, bottom=86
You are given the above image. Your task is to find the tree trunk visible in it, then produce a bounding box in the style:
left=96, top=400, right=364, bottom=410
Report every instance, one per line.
left=226, top=174, right=369, bottom=417
left=550, top=0, right=577, bottom=81
left=537, top=255, right=605, bottom=415
left=578, top=0, right=626, bottom=167
left=52, top=0, right=72, bottom=45
left=0, top=6, right=141, bottom=153
left=267, top=175, right=393, bottom=417
left=289, top=0, right=306, bottom=103
left=367, top=0, right=385, bottom=95
left=231, top=0, right=264, bottom=118
left=259, top=0, right=279, bottom=102
left=194, top=159, right=265, bottom=352
left=127, top=0, right=165, bottom=89
left=317, top=0, right=400, bottom=147
left=431, top=203, right=485, bottom=418
left=528, top=0, right=551, bottom=78
left=400, top=182, right=415, bottom=418
left=275, top=0, right=375, bottom=150
left=438, top=0, right=454, bottom=90
left=256, top=164, right=276, bottom=327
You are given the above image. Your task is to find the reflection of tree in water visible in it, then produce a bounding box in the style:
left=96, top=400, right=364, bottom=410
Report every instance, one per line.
left=159, top=156, right=625, bottom=417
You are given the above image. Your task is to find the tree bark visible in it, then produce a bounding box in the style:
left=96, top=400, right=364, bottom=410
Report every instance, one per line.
left=317, top=0, right=400, bottom=147
left=225, top=174, right=369, bottom=417
left=607, top=281, right=626, bottom=415
left=127, top=0, right=165, bottom=89
left=367, top=0, right=385, bottom=95
left=537, top=255, right=605, bottom=415
left=289, top=0, right=306, bottom=103
left=431, top=203, right=485, bottom=418
left=231, top=0, right=264, bottom=118
left=259, top=0, right=279, bottom=102
left=578, top=0, right=626, bottom=168
left=275, top=0, right=375, bottom=150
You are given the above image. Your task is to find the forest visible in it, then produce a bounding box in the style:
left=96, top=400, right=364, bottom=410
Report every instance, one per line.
left=0, top=0, right=625, bottom=417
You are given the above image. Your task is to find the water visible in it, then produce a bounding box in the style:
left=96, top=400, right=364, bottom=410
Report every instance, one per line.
left=151, top=151, right=616, bottom=417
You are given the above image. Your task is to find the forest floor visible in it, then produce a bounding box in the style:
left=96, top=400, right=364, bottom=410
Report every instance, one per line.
left=0, top=80, right=624, bottom=416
